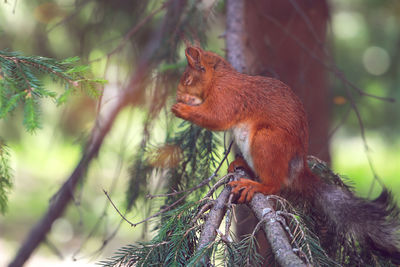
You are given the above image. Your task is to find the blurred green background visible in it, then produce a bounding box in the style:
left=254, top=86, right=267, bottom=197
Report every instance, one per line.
left=0, top=0, right=399, bottom=266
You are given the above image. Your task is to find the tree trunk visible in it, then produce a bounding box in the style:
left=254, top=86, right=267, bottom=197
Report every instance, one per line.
left=243, top=0, right=331, bottom=162
left=231, top=0, right=331, bottom=264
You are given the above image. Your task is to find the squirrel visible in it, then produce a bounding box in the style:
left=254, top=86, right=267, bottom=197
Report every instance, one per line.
left=171, top=46, right=400, bottom=264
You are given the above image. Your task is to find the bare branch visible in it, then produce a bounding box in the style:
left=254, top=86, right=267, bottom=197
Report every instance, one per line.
left=248, top=194, right=308, bottom=267
left=196, top=166, right=307, bottom=266
left=8, top=89, right=124, bottom=267
left=8, top=1, right=187, bottom=265
left=196, top=186, right=231, bottom=263
left=103, top=190, right=135, bottom=227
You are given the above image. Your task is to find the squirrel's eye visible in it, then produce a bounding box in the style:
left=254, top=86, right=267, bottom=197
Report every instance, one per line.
left=184, top=75, right=193, bottom=86
left=199, top=66, right=206, bottom=72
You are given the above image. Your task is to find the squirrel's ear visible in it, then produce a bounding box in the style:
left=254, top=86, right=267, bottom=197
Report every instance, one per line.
left=185, top=47, right=204, bottom=70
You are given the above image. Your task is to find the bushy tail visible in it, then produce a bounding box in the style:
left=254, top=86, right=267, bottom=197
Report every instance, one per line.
left=314, top=182, right=400, bottom=264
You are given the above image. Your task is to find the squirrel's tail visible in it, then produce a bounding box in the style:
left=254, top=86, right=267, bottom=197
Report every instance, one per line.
left=313, top=178, right=400, bottom=264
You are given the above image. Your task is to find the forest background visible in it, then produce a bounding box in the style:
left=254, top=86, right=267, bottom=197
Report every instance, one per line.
left=0, top=0, right=399, bottom=266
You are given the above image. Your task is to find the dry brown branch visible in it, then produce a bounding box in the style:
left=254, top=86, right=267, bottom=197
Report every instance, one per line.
left=196, top=185, right=231, bottom=263
left=103, top=190, right=135, bottom=227
left=196, top=167, right=307, bottom=266
left=116, top=174, right=230, bottom=229
left=123, top=141, right=234, bottom=228
left=249, top=194, right=308, bottom=267
left=225, top=2, right=306, bottom=266
left=7, top=1, right=187, bottom=266
left=192, top=201, right=214, bottom=223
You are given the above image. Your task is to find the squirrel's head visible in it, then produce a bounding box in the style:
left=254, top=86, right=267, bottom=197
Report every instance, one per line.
left=177, top=46, right=230, bottom=105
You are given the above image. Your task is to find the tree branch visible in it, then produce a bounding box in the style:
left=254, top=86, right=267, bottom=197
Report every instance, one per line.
left=196, top=184, right=231, bottom=264
left=248, top=194, right=308, bottom=267
left=8, top=82, right=125, bottom=267
left=196, top=167, right=307, bottom=266
left=8, top=1, right=186, bottom=265
left=225, top=2, right=305, bottom=266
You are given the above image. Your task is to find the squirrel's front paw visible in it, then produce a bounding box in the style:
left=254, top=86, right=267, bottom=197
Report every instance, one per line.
left=171, top=102, right=191, bottom=120
left=228, top=156, right=255, bottom=177
left=177, top=93, right=203, bottom=106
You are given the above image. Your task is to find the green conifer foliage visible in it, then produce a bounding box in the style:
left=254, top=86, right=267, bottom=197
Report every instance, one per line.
left=0, top=51, right=106, bottom=132
left=0, top=139, right=12, bottom=213
left=0, top=50, right=105, bottom=213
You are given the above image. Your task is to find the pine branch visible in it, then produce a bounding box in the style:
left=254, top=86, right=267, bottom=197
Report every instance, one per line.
left=8, top=0, right=192, bottom=265
left=104, top=156, right=369, bottom=266
left=0, top=139, right=12, bottom=213
left=0, top=50, right=105, bottom=132
left=0, top=50, right=104, bottom=216
left=99, top=201, right=202, bottom=267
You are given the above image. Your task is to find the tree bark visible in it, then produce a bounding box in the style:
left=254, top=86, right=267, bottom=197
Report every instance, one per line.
left=249, top=194, right=307, bottom=267
left=244, top=0, right=331, bottom=162
left=226, top=1, right=331, bottom=265
left=197, top=187, right=231, bottom=264
left=226, top=0, right=248, bottom=73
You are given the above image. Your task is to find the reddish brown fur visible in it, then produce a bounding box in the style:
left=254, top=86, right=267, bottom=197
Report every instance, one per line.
left=172, top=47, right=400, bottom=263
left=172, top=46, right=319, bottom=202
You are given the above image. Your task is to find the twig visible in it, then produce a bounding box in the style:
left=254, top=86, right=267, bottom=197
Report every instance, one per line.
left=147, top=140, right=233, bottom=199
left=73, top=109, right=137, bottom=259
left=0, top=54, right=79, bottom=88
left=255, top=9, right=390, bottom=190
left=250, top=217, right=266, bottom=238
left=343, top=84, right=385, bottom=195
left=91, top=0, right=171, bottom=63
left=225, top=193, right=234, bottom=237
left=192, top=201, right=214, bottom=223
left=12, top=59, right=33, bottom=94
left=139, top=175, right=230, bottom=228
left=8, top=1, right=185, bottom=265
left=278, top=211, right=313, bottom=265
left=130, top=189, right=194, bottom=227
left=47, top=0, right=92, bottom=33
left=257, top=10, right=395, bottom=103
left=287, top=0, right=330, bottom=56
left=202, top=173, right=232, bottom=200
left=103, top=190, right=135, bottom=227
left=316, top=105, right=351, bottom=158
left=19, top=58, right=78, bottom=87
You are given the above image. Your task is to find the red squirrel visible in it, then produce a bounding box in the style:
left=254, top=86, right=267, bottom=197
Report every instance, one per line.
left=172, top=46, right=400, bottom=263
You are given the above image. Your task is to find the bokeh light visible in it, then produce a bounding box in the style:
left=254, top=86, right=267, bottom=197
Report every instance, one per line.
left=362, top=46, right=390, bottom=75
left=332, top=12, right=364, bottom=40
left=51, top=218, right=74, bottom=244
